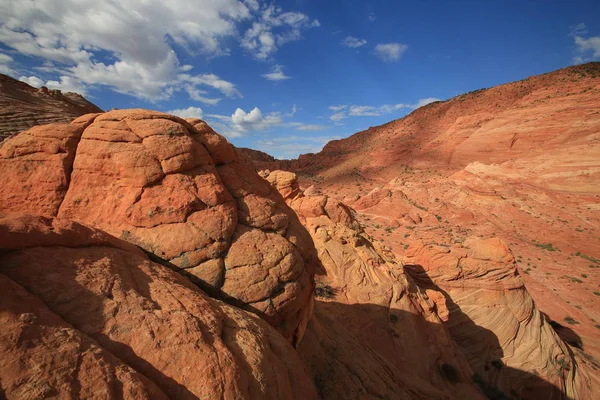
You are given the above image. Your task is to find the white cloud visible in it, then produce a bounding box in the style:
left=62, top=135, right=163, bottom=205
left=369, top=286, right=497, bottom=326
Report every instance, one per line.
left=183, top=85, right=221, bottom=105
left=241, top=4, right=320, bottom=60
left=19, top=74, right=88, bottom=95
left=570, top=23, right=588, bottom=37
left=573, top=38, right=600, bottom=63
left=368, top=14, right=376, bottom=22
left=330, top=111, right=348, bottom=122
left=0, top=52, right=15, bottom=75
left=341, top=36, right=367, bottom=48
left=166, top=106, right=203, bottom=119
left=373, top=43, right=408, bottom=62
left=206, top=105, right=327, bottom=137
left=0, top=0, right=316, bottom=102
left=182, top=73, right=242, bottom=98
left=232, top=107, right=283, bottom=131
left=262, top=64, right=291, bottom=81
left=19, top=75, right=44, bottom=87
left=255, top=135, right=341, bottom=159
left=411, top=97, right=440, bottom=109
left=328, top=98, right=440, bottom=121
left=285, top=123, right=326, bottom=131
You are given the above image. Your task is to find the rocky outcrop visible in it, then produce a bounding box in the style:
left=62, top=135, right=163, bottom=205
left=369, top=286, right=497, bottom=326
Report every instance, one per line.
left=262, top=170, right=488, bottom=399
left=0, top=214, right=318, bottom=399
left=0, top=109, right=317, bottom=345
left=237, top=147, right=276, bottom=164
left=0, top=73, right=102, bottom=142
left=263, top=170, right=598, bottom=400
left=403, top=238, right=598, bottom=399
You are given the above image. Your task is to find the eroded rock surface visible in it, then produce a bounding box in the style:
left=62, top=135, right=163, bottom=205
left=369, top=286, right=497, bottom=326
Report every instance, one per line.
left=262, top=170, right=487, bottom=399
left=264, top=170, right=598, bottom=399
left=0, top=109, right=316, bottom=344
left=0, top=214, right=318, bottom=400
left=403, top=238, right=598, bottom=399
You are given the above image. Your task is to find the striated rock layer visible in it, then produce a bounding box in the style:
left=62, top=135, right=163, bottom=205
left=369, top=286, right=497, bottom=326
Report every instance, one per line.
left=263, top=169, right=597, bottom=399
left=0, top=109, right=317, bottom=345
left=0, top=73, right=102, bottom=142
left=0, top=214, right=318, bottom=399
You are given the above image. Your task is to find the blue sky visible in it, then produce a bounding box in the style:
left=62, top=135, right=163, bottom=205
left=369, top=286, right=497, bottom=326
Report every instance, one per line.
left=1, top=0, right=599, bottom=158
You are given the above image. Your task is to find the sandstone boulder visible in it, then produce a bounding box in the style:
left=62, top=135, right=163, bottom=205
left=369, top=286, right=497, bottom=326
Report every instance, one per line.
left=0, top=214, right=318, bottom=400
left=0, top=110, right=317, bottom=344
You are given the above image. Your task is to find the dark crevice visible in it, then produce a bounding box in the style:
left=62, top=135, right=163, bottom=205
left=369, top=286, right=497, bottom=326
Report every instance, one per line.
left=56, top=114, right=100, bottom=216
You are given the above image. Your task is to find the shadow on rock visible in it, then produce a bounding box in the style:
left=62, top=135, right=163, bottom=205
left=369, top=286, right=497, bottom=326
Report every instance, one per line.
left=403, top=264, right=568, bottom=400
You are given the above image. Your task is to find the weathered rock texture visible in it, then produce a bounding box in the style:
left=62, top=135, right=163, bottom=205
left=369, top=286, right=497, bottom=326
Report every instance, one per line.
left=0, top=73, right=102, bottom=142
left=263, top=170, right=487, bottom=399
left=254, top=63, right=600, bottom=386
left=0, top=109, right=317, bottom=345
left=404, top=238, right=596, bottom=399
left=263, top=170, right=598, bottom=399
left=0, top=214, right=318, bottom=399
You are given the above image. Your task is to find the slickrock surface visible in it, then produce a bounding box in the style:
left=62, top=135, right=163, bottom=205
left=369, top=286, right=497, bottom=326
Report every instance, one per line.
left=404, top=238, right=597, bottom=399
left=263, top=169, right=598, bottom=399
left=0, top=214, right=318, bottom=399
left=0, top=109, right=317, bottom=345
left=0, top=73, right=102, bottom=142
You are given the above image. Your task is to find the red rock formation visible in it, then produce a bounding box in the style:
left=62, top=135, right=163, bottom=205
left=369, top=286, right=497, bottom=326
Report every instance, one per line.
left=237, top=147, right=276, bottom=163
left=267, top=63, right=600, bottom=179
left=0, top=73, right=102, bottom=142
left=263, top=169, right=598, bottom=399
left=251, top=63, right=600, bottom=381
left=0, top=110, right=317, bottom=345
left=0, top=214, right=318, bottom=399
left=2, top=104, right=598, bottom=399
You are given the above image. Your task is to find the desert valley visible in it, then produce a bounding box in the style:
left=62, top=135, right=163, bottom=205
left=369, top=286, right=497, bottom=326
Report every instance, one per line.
left=0, top=60, right=599, bottom=399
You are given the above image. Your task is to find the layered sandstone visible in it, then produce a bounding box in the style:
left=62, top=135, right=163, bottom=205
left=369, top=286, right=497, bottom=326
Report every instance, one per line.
left=252, top=63, right=600, bottom=381
left=263, top=170, right=598, bottom=399
left=0, top=73, right=102, bottom=142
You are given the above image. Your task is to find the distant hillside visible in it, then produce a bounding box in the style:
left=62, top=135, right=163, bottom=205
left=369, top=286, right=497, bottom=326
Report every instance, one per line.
left=0, top=74, right=102, bottom=141
left=237, top=147, right=276, bottom=163
left=264, top=62, right=600, bottom=184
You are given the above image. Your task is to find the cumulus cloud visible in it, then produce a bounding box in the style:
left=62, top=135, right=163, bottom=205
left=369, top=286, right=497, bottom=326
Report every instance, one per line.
left=166, top=106, right=204, bottom=119
left=571, top=24, right=600, bottom=64
left=328, top=98, right=440, bottom=121
left=373, top=43, right=408, bottom=62
left=341, top=36, right=367, bottom=48
left=241, top=4, right=320, bottom=60
left=231, top=107, right=283, bottom=131
left=205, top=105, right=327, bottom=137
left=19, top=74, right=88, bottom=95
left=19, top=75, right=44, bottom=87
left=0, top=0, right=316, bottom=101
left=262, top=64, right=291, bottom=81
